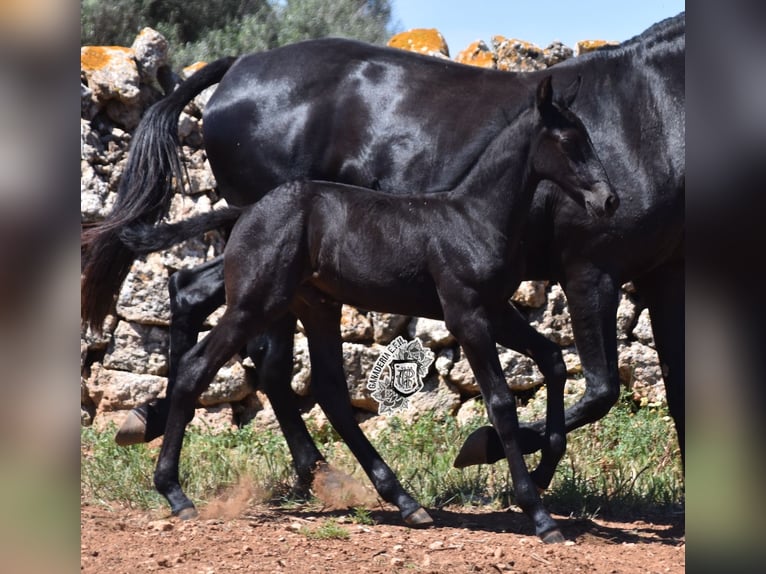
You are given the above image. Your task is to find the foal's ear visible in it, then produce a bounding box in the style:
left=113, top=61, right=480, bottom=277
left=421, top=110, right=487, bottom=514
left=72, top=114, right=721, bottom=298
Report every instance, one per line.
left=535, top=76, right=554, bottom=113
left=560, top=75, right=582, bottom=108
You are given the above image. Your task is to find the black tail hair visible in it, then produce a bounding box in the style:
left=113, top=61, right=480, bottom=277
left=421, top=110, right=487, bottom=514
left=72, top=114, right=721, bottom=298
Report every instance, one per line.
left=81, top=57, right=237, bottom=332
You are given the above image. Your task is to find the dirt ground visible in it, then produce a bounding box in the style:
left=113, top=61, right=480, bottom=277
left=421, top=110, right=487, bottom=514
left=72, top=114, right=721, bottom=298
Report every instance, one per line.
left=81, top=487, right=684, bottom=574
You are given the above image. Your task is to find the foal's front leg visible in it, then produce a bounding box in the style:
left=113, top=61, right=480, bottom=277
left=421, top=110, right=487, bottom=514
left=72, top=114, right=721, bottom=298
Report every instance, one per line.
left=440, top=295, right=563, bottom=542
left=454, top=302, right=567, bottom=491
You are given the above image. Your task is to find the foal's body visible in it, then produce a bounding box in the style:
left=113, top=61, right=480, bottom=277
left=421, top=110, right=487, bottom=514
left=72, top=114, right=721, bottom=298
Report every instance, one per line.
left=154, top=79, right=615, bottom=542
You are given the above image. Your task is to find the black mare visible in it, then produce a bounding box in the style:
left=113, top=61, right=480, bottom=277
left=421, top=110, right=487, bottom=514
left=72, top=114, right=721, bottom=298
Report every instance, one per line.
left=82, top=11, right=684, bottom=512
left=129, top=77, right=615, bottom=542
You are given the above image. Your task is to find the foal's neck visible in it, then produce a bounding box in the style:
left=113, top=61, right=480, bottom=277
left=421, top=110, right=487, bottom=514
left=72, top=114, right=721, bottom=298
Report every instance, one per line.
left=451, top=106, right=540, bottom=227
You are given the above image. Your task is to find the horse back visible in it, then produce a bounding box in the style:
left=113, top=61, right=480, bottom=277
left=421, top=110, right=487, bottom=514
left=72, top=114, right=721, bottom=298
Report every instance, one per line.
left=202, top=38, right=536, bottom=204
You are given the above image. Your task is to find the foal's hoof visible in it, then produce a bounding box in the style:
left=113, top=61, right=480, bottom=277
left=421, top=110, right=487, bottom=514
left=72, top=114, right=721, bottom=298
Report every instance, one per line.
left=114, top=410, right=147, bottom=446
left=404, top=507, right=434, bottom=527
left=175, top=506, right=199, bottom=521
left=540, top=529, right=566, bottom=544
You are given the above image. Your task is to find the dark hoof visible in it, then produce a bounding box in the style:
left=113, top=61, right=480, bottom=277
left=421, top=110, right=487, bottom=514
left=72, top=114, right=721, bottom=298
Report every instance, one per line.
left=404, top=507, right=434, bottom=527
left=540, top=529, right=566, bottom=544
left=114, top=410, right=147, bottom=446
left=175, top=506, right=199, bottom=521
left=453, top=426, right=504, bottom=468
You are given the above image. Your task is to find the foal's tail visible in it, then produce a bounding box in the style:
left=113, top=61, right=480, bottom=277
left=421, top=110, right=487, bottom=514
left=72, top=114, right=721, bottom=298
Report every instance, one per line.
left=119, top=207, right=242, bottom=255
left=81, top=56, right=237, bottom=332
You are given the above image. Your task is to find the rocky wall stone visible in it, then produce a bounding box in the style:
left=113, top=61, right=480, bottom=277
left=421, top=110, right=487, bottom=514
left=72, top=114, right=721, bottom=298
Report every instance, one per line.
left=387, top=28, right=450, bottom=58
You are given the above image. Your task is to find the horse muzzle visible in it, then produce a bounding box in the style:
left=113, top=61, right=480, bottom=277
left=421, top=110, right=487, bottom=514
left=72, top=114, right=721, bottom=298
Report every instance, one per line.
left=586, top=181, right=619, bottom=218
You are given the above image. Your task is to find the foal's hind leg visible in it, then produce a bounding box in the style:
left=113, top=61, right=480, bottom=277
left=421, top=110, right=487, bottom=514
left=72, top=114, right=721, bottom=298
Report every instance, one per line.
left=154, top=306, right=259, bottom=517
left=245, top=313, right=326, bottom=493
left=295, top=298, right=432, bottom=526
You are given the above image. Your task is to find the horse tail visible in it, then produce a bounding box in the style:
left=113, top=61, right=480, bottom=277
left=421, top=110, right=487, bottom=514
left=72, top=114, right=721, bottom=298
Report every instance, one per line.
left=119, top=206, right=242, bottom=254
left=81, top=56, right=237, bottom=332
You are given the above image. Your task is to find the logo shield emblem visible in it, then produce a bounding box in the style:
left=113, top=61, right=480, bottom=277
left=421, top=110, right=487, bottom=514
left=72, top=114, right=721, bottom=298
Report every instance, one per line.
left=367, top=336, right=435, bottom=415
left=392, top=360, right=421, bottom=396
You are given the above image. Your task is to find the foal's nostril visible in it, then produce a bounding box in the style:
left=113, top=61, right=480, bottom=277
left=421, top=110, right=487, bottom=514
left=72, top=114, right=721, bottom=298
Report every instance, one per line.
left=605, top=193, right=618, bottom=214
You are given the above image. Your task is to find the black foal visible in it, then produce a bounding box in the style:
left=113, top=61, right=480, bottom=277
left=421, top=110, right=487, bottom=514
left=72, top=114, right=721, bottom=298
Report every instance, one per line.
left=152, top=77, right=614, bottom=543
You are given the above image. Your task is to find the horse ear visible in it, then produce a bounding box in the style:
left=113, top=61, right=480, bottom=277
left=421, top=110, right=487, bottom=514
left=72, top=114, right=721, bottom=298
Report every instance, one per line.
left=536, top=76, right=553, bottom=113
left=560, top=75, right=582, bottom=108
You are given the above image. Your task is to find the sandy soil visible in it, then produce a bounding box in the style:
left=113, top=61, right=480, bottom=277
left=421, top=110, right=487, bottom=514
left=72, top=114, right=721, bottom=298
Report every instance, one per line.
left=81, top=488, right=684, bottom=574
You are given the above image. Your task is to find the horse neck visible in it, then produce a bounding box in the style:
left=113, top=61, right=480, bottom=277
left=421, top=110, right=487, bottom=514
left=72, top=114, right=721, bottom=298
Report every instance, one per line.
left=450, top=106, right=540, bottom=231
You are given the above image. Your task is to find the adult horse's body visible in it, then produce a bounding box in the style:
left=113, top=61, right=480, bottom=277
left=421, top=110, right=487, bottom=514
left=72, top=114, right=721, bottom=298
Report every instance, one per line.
left=82, top=13, right=684, bottom=495
left=144, top=77, right=614, bottom=542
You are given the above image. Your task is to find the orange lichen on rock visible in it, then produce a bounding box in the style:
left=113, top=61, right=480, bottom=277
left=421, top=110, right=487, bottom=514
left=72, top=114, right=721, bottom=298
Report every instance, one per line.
left=80, top=46, right=134, bottom=73
left=182, top=61, right=209, bottom=79
left=387, top=28, right=450, bottom=58
left=576, top=39, right=619, bottom=56
left=455, top=40, right=496, bottom=69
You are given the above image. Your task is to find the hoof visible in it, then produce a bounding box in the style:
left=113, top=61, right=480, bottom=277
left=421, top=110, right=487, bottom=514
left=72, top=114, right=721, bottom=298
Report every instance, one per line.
left=114, top=410, right=147, bottom=446
left=404, top=507, right=434, bottom=527
left=453, top=426, right=504, bottom=468
left=540, top=529, right=565, bottom=544
left=175, top=506, right=199, bottom=521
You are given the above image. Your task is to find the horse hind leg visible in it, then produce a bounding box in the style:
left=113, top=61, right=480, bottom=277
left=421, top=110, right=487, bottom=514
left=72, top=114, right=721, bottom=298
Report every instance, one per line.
left=115, top=256, right=226, bottom=446
left=245, top=313, right=327, bottom=495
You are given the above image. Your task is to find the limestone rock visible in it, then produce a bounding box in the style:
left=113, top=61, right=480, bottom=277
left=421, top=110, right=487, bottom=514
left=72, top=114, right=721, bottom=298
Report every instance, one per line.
left=116, top=254, right=171, bottom=325
left=455, top=40, right=495, bottom=68
left=387, top=28, right=450, bottom=59
left=493, top=36, right=547, bottom=72
left=131, top=28, right=169, bottom=85
left=369, top=312, right=410, bottom=344
left=407, top=317, right=455, bottom=348
left=340, top=305, right=373, bottom=342
left=102, top=321, right=169, bottom=376
left=86, top=364, right=166, bottom=413
left=198, top=361, right=251, bottom=406
left=511, top=280, right=548, bottom=309
left=575, top=39, right=620, bottom=56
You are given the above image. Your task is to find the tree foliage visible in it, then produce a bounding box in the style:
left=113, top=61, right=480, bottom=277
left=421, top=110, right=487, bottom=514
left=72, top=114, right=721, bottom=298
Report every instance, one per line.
left=81, top=0, right=397, bottom=66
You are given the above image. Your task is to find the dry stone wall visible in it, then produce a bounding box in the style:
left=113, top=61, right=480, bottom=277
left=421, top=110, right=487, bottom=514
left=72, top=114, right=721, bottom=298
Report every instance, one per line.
left=81, top=28, right=657, bottom=434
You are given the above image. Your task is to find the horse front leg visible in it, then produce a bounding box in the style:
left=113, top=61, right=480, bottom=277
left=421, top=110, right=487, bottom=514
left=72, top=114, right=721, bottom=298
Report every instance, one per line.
left=295, top=299, right=432, bottom=527
left=116, top=256, right=226, bottom=446
left=442, top=295, right=563, bottom=543
left=453, top=268, right=621, bottom=468
left=633, top=260, right=685, bottom=465
left=553, top=266, right=622, bottom=433
left=454, top=302, right=567, bottom=491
